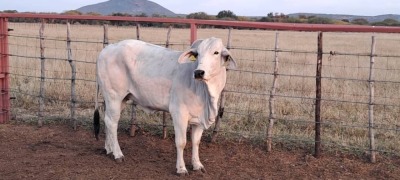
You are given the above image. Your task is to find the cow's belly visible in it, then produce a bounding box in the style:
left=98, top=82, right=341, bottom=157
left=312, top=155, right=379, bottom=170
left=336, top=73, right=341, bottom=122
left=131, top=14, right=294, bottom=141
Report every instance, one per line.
left=128, top=76, right=172, bottom=112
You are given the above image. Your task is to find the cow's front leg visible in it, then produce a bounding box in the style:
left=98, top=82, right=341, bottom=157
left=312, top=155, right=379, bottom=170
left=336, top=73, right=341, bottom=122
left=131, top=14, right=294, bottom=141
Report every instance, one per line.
left=172, top=113, right=189, bottom=175
left=191, top=124, right=206, bottom=172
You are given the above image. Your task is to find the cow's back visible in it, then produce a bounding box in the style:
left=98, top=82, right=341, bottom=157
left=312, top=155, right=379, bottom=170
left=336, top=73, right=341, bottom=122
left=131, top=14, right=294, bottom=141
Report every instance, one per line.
left=97, top=40, right=183, bottom=112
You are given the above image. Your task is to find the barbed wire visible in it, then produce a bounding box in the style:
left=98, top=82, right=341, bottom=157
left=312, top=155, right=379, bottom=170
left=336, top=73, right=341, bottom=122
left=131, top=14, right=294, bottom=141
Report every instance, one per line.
left=10, top=72, right=96, bottom=82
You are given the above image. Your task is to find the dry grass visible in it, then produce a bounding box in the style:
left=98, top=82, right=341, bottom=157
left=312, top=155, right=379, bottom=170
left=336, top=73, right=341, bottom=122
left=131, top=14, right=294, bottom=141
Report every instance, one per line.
left=8, top=22, right=400, bottom=155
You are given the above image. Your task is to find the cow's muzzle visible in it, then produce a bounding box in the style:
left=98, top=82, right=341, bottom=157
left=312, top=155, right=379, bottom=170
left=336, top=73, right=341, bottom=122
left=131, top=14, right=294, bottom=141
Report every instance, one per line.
left=194, top=70, right=205, bottom=79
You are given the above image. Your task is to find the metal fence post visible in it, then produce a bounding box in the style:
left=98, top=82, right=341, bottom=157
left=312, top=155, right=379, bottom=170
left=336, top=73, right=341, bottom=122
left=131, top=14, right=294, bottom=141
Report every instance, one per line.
left=368, top=36, right=376, bottom=163
left=0, top=17, right=10, bottom=123
left=314, top=32, right=323, bottom=158
left=190, top=23, right=197, bottom=44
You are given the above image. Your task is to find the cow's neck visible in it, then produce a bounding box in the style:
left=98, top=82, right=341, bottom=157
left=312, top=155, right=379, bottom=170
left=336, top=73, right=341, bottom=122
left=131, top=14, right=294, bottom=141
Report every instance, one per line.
left=196, top=68, right=227, bottom=129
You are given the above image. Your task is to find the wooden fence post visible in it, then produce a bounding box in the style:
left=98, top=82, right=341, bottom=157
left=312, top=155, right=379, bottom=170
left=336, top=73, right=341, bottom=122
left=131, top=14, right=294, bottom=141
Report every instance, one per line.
left=368, top=36, right=376, bottom=163
left=130, top=24, right=140, bottom=137
left=211, top=27, right=232, bottom=143
left=166, top=25, right=172, bottom=48
left=130, top=105, right=138, bottom=137
left=67, top=22, right=77, bottom=130
left=136, top=23, right=140, bottom=40
left=103, top=24, right=108, bottom=48
left=314, top=32, right=323, bottom=158
left=38, top=19, right=45, bottom=127
left=161, top=25, right=173, bottom=139
left=267, top=32, right=279, bottom=152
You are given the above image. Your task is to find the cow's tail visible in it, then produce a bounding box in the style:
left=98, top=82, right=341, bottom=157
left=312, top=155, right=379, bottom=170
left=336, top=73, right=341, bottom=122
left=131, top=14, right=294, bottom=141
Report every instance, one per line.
left=93, top=73, right=100, bottom=141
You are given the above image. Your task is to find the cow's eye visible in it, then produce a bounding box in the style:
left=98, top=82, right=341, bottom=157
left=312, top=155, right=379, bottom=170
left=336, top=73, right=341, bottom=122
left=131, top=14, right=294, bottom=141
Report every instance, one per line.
left=214, top=51, right=219, bottom=55
left=192, top=52, right=198, bottom=57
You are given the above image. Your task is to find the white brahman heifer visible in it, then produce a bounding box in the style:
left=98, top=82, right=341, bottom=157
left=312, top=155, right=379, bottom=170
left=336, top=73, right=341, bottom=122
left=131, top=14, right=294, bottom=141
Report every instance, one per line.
left=93, top=37, right=236, bottom=175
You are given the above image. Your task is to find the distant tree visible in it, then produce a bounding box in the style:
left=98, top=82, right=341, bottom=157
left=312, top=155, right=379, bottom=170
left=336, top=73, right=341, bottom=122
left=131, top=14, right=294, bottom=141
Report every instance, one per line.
left=216, top=10, right=238, bottom=20
left=286, top=17, right=302, bottom=23
left=341, top=19, right=350, bottom=23
left=110, top=13, right=133, bottom=26
left=258, top=16, right=273, bottom=22
left=237, top=16, right=252, bottom=22
left=62, top=10, right=82, bottom=15
left=308, top=17, right=333, bottom=24
left=111, top=12, right=132, bottom=17
left=298, top=14, right=307, bottom=19
left=371, top=18, right=400, bottom=26
left=259, top=12, right=277, bottom=22
left=258, top=12, right=294, bottom=23
left=2, top=10, right=18, bottom=13
left=187, top=12, right=211, bottom=20
left=61, top=10, right=84, bottom=24
left=135, top=13, right=148, bottom=17
left=85, top=12, right=103, bottom=25
left=152, top=13, right=166, bottom=18
left=86, top=12, right=101, bottom=16
left=382, top=18, right=400, bottom=26
left=351, top=18, right=369, bottom=25
left=2, top=10, right=23, bottom=22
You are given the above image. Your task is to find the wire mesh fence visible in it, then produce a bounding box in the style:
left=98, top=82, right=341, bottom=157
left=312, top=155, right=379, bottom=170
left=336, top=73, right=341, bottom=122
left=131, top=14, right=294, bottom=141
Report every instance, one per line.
left=5, top=22, right=400, bottom=159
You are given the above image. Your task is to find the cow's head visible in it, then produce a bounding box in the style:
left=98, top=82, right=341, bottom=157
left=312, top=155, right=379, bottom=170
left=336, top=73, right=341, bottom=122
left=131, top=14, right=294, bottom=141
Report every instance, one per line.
left=178, top=37, right=236, bottom=81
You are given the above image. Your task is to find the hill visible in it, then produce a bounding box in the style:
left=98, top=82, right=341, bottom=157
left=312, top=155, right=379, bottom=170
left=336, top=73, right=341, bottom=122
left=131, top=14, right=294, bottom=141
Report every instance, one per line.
left=76, top=0, right=177, bottom=17
left=288, top=13, right=400, bottom=23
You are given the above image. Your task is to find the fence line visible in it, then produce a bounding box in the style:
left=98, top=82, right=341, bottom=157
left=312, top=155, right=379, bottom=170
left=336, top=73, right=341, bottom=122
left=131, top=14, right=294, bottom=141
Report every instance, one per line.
left=4, top=19, right=400, bottom=160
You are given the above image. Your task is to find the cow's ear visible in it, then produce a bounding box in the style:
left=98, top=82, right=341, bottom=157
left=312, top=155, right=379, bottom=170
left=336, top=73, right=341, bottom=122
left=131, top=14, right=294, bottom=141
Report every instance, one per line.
left=222, top=48, right=237, bottom=69
left=178, top=49, right=197, bottom=64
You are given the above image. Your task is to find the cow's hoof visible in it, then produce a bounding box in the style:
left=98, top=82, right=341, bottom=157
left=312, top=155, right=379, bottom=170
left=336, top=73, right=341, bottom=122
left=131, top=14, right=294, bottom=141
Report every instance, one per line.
left=193, top=163, right=206, bottom=173
left=106, top=153, right=113, bottom=158
left=177, top=171, right=189, bottom=176
left=115, top=157, right=125, bottom=163
left=193, top=167, right=207, bottom=173
left=102, top=149, right=107, bottom=154
left=199, top=167, right=207, bottom=173
left=177, top=169, right=189, bottom=176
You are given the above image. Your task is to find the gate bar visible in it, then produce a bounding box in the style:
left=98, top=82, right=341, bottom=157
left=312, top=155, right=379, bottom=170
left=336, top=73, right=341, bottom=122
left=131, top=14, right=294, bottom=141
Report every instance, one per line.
left=0, top=17, right=10, bottom=123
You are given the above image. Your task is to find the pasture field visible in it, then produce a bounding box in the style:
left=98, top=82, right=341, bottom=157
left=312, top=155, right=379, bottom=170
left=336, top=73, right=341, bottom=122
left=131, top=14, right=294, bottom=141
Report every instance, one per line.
left=7, top=22, right=400, bottom=156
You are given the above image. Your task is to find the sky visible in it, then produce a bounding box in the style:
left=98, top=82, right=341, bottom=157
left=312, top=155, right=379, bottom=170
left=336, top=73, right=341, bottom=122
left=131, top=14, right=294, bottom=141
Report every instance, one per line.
left=0, top=0, right=399, bottom=16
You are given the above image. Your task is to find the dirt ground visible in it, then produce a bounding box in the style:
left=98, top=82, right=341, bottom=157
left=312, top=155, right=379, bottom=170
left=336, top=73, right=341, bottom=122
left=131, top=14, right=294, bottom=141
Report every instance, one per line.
left=0, top=123, right=399, bottom=179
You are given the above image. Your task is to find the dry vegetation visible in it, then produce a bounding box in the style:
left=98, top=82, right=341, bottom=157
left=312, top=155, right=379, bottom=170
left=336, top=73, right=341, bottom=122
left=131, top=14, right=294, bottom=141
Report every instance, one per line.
left=8, top=22, right=400, bottom=156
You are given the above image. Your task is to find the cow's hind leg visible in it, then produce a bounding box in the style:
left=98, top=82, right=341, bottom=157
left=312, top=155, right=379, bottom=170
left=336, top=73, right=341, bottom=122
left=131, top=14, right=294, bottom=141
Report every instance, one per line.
left=104, top=99, right=124, bottom=162
left=191, top=124, right=206, bottom=173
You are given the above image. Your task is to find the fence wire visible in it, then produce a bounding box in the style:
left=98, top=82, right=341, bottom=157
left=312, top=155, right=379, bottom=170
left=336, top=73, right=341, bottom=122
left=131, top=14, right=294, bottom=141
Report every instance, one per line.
left=6, top=22, right=400, bottom=157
